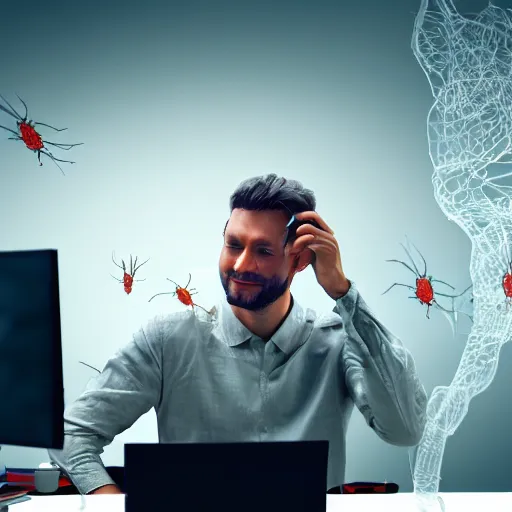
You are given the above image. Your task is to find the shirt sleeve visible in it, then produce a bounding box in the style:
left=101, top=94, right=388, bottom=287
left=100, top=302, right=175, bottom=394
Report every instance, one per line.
left=335, top=281, right=428, bottom=446
left=47, top=315, right=165, bottom=495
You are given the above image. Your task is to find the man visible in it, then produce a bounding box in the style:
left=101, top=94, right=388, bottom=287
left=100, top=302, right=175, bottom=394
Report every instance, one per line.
left=48, top=174, right=427, bottom=495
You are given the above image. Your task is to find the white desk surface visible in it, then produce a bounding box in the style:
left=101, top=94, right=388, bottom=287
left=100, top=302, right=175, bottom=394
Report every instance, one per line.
left=6, top=492, right=511, bottom=511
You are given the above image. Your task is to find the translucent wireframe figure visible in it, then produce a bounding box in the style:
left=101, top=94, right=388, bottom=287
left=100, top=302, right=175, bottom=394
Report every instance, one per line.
left=411, top=0, right=512, bottom=510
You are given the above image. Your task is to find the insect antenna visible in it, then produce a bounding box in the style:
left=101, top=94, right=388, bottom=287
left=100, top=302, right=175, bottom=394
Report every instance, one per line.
left=405, top=235, right=428, bottom=277
left=0, top=93, right=23, bottom=121
left=166, top=277, right=180, bottom=288
left=400, top=236, right=423, bottom=277
left=132, top=256, right=149, bottom=278
left=15, top=94, right=28, bottom=121
left=184, top=273, right=192, bottom=289
left=111, top=251, right=125, bottom=271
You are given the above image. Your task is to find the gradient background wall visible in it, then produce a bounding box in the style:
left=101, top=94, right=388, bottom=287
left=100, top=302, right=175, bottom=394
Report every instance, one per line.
left=0, top=0, right=510, bottom=493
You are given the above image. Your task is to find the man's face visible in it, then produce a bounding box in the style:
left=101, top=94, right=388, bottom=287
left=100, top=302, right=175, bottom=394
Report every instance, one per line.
left=219, top=208, right=296, bottom=311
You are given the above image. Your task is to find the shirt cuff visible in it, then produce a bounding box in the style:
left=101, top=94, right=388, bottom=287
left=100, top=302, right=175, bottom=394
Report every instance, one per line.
left=333, top=280, right=359, bottom=319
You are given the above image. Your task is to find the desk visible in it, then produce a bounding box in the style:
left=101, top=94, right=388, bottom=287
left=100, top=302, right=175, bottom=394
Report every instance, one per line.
left=7, top=493, right=512, bottom=511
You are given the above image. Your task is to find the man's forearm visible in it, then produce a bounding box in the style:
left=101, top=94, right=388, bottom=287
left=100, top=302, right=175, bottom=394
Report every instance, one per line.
left=335, top=281, right=428, bottom=445
left=48, top=433, right=117, bottom=495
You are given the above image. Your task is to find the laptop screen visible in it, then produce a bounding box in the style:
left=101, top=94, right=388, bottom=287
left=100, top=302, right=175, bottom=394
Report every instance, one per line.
left=125, top=440, right=329, bottom=512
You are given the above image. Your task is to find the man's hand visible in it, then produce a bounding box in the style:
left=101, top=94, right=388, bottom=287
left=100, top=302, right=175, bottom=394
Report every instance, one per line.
left=289, top=211, right=350, bottom=299
left=89, top=484, right=123, bottom=495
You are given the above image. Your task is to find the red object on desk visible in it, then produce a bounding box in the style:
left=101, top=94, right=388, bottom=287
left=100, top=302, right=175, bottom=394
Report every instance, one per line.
left=342, top=482, right=399, bottom=494
left=4, top=469, right=72, bottom=490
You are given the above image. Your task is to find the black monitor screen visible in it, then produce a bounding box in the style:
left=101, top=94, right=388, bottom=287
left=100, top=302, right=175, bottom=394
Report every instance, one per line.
left=0, top=249, right=64, bottom=449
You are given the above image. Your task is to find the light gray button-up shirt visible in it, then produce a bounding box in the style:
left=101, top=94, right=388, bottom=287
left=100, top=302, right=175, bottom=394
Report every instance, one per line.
left=48, top=281, right=427, bottom=495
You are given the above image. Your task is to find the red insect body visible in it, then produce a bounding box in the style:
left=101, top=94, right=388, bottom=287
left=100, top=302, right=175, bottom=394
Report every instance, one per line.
left=176, top=287, right=194, bottom=306
left=19, top=122, right=43, bottom=151
left=123, top=273, right=134, bottom=294
left=502, top=271, right=512, bottom=307
left=415, top=277, right=434, bottom=305
left=503, top=273, right=512, bottom=296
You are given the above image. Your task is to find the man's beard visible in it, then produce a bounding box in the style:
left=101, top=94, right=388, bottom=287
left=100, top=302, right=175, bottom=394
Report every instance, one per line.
left=219, top=269, right=289, bottom=311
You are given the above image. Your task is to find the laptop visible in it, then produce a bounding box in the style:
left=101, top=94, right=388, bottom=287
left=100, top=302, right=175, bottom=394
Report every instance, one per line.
left=0, top=249, right=64, bottom=449
left=124, top=440, right=329, bottom=512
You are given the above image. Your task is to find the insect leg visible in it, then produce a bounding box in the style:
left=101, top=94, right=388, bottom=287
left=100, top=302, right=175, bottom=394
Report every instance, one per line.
left=382, top=282, right=415, bottom=295
left=38, top=149, right=73, bottom=175
left=148, top=291, right=176, bottom=302
left=133, top=278, right=147, bottom=282
left=42, top=140, right=83, bottom=150
left=385, top=259, right=418, bottom=276
left=110, top=273, right=123, bottom=283
left=435, top=291, right=460, bottom=298
left=0, top=124, right=20, bottom=137
left=430, top=279, right=455, bottom=289
left=33, top=121, right=67, bottom=132
left=0, top=94, right=23, bottom=120
left=39, top=148, right=76, bottom=164
left=193, top=303, right=210, bottom=314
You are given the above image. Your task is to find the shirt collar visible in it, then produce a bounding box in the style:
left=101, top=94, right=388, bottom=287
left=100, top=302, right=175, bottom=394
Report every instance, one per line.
left=214, top=296, right=313, bottom=355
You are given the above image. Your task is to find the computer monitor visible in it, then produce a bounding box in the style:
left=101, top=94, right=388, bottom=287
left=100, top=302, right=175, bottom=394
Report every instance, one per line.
left=0, top=249, right=64, bottom=450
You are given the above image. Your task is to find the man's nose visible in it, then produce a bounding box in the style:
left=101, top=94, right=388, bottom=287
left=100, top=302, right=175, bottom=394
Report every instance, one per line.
left=233, top=249, right=257, bottom=273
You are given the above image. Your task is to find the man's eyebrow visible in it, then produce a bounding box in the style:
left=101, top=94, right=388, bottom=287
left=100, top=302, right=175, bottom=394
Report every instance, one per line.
left=225, top=234, right=275, bottom=247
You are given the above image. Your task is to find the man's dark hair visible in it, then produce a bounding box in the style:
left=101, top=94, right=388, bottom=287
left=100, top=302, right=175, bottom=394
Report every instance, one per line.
left=223, top=174, right=316, bottom=242
left=229, top=174, right=316, bottom=215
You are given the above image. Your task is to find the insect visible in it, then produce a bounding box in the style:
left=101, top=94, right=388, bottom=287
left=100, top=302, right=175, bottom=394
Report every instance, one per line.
left=503, top=268, right=512, bottom=307
left=498, top=223, right=512, bottom=309
left=0, top=93, right=83, bottom=175
left=111, top=252, right=149, bottom=294
left=382, top=237, right=457, bottom=318
left=148, top=273, right=212, bottom=314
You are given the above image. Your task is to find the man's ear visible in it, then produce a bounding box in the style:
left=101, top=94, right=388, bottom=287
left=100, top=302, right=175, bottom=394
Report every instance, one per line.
left=291, top=249, right=314, bottom=274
